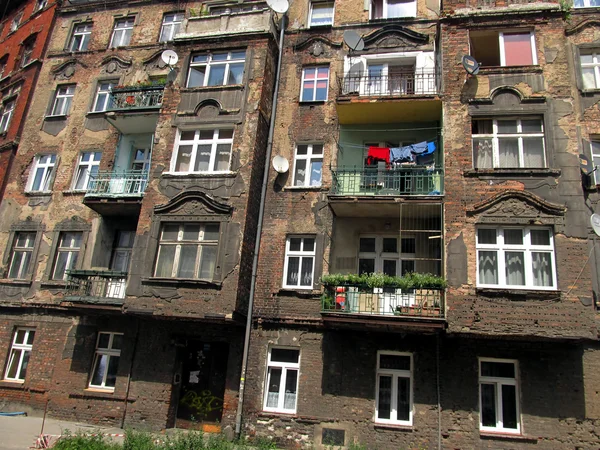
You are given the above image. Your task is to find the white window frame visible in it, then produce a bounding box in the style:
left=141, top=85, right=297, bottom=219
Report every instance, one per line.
left=50, top=85, right=75, bottom=116
left=52, top=231, right=82, bottom=281
left=574, top=0, right=600, bottom=8
left=10, top=12, right=23, bottom=32
left=370, top=0, right=417, bottom=19
left=92, top=81, right=116, bottom=112
left=309, top=2, right=334, bottom=27
left=283, top=236, right=316, bottom=289
left=263, top=347, right=300, bottom=414
left=375, top=351, right=413, bottom=426
left=186, top=50, right=246, bottom=88
left=170, top=129, right=234, bottom=174
left=591, top=141, right=600, bottom=185
left=72, top=151, right=102, bottom=191
left=476, top=226, right=557, bottom=290
left=358, top=235, right=416, bottom=277
left=35, top=0, right=48, bottom=12
left=159, top=12, right=183, bottom=42
left=153, top=223, right=220, bottom=280
left=479, top=358, right=520, bottom=434
left=69, top=23, right=92, bottom=52
left=293, top=143, right=323, bottom=187
left=472, top=117, right=546, bottom=169
left=498, top=32, right=537, bottom=67
left=88, top=332, right=122, bottom=391
left=0, top=99, right=15, bottom=134
left=300, top=67, right=330, bottom=102
left=580, top=51, right=600, bottom=90
left=21, top=40, right=35, bottom=67
left=8, top=232, right=36, bottom=279
left=4, top=328, right=35, bottom=382
left=110, top=17, right=134, bottom=48
left=26, top=154, right=56, bottom=193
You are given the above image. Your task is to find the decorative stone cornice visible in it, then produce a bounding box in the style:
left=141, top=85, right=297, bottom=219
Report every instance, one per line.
left=154, top=190, right=232, bottom=216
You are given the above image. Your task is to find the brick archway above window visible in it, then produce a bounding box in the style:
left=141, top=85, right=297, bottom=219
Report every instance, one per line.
left=362, top=24, right=429, bottom=49
left=154, top=190, right=232, bottom=217
left=467, top=190, right=565, bottom=225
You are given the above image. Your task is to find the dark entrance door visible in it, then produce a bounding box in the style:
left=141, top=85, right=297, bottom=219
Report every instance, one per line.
left=175, top=341, right=229, bottom=430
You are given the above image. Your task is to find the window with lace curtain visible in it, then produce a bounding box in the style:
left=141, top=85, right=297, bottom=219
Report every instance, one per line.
left=476, top=227, right=556, bottom=290
left=263, top=348, right=300, bottom=413
left=283, top=236, right=315, bottom=289
left=472, top=117, right=546, bottom=169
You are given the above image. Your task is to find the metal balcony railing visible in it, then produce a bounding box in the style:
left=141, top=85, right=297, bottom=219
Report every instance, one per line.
left=322, top=284, right=444, bottom=318
left=331, top=167, right=444, bottom=196
left=339, top=70, right=437, bottom=97
left=107, top=86, right=164, bottom=111
left=65, top=270, right=128, bottom=304
left=85, top=170, right=148, bottom=198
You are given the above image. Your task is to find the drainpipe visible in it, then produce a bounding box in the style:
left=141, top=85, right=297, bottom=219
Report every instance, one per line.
left=235, top=12, right=287, bottom=437
left=121, top=319, right=140, bottom=428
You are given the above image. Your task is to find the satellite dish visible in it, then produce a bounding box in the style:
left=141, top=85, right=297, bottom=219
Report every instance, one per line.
left=462, top=55, right=480, bottom=75
left=579, top=153, right=594, bottom=176
left=344, top=30, right=365, bottom=52
left=161, top=50, right=179, bottom=66
left=167, top=68, right=178, bottom=83
left=592, top=214, right=600, bottom=236
left=266, top=0, right=289, bottom=14
left=272, top=155, right=289, bottom=174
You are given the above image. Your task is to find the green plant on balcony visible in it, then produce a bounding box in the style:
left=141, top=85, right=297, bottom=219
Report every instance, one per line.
left=321, top=272, right=447, bottom=290
left=113, top=79, right=167, bottom=91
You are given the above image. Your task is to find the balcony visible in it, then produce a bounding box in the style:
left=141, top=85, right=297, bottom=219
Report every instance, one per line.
left=336, top=70, right=441, bottom=124
left=105, top=85, right=164, bottom=133
left=83, top=170, right=148, bottom=216
left=331, top=166, right=443, bottom=197
left=64, top=270, right=128, bottom=306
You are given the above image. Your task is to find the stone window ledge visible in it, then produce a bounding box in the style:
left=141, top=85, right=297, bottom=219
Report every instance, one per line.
left=464, top=168, right=561, bottom=178
left=373, top=423, right=414, bottom=432
left=0, top=380, right=25, bottom=389
left=476, top=288, right=561, bottom=300
left=69, top=389, right=130, bottom=402
left=180, top=84, right=243, bottom=94
left=477, top=66, right=543, bottom=75
left=284, top=186, right=328, bottom=192
left=40, top=281, right=68, bottom=289
left=44, top=114, right=68, bottom=121
left=24, top=191, right=52, bottom=197
left=276, top=288, right=322, bottom=298
left=480, top=431, right=537, bottom=442
left=0, top=279, right=32, bottom=286
left=161, top=171, right=238, bottom=179
left=141, top=276, right=222, bottom=289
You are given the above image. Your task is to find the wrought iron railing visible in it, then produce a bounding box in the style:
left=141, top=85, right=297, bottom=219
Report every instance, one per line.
left=85, top=170, right=148, bottom=198
left=339, top=70, right=437, bottom=97
left=322, top=284, right=444, bottom=318
left=331, top=167, right=444, bottom=196
left=65, top=270, right=128, bottom=303
left=108, top=85, right=164, bottom=111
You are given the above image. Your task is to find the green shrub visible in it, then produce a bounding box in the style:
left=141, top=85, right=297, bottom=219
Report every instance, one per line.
left=321, top=272, right=447, bottom=290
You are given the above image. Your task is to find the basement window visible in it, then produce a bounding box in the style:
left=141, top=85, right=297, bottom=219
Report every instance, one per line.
left=263, top=347, right=300, bottom=413
left=479, top=358, right=520, bottom=433
left=469, top=30, right=537, bottom=67
left=4, top=328, right=35, bottom=382
left=89, top=332, right=122, bottom=390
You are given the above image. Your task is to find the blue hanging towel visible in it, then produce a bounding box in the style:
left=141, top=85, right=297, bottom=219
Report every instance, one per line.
left=389, top=147, right=414, bottom=163
left=408, top=141, right=428, bottom=154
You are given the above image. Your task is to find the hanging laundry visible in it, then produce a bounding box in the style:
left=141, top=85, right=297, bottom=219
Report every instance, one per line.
left=366, top=147, right=390, bottom=166
left=408, top=141, right=429, bottom=154
left=389, top=147, right=414, bottom=163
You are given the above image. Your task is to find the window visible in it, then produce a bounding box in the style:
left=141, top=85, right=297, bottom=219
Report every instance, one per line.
left=26, top=154, right=56, bottom=192
left=574, top=0, right=600, bottom=7
left=187, top=51, right=246, bottom=88
left=154, top=223, right=219, bottom=280
left=263, top=348, right=300, bottom=413
left=52, top=231, right=82, bottom=280
left=35, top=0, right=48, bottom=12
left=469, top=31, right=537, bottom=67
left=283, top=236, right=315, bottom=289
left=591, top=141, right=600, bottom=185
left=4, top=328, right=35, bottom=382
left=580, top=51, right=600, bottom=90
left=309, top=2, right=334, bottom=26
left=10, top=12, right=23, bottom=32
left=89, top=332, right=122, bottom=390
left=50, top=85, right=75, bottom=116
left=376, top=352, right=412, bottom=425
left=159, top=13, right=183, bottom=42
left=110, top=17, right=134, bottom=48
left=72, top=151, right=101, bottom=190
left=300, top=67, right=329, bottom=102
left=293, top=144, right=323, bottom=187
left=479, top=359, right=520, bottom=433
left=359, top=235, right=416, bottom=277
left=171, top=129, right=233, bottom=173
left=0, top=56, right=7, bottom=78
left=92, top=81, right=116, bottom=112
left=0, top=100, right=15, bottom=134
left=21, top=38, right=35, bottom=68
left=472, top=117, right=545, bottom=169
left=371, top=0, right=416, bottom=19
left=8, top=232, right=35, bottom=279
left=69, top=23, right=92, bottom=52
left=477, top=227, right=556, bottom=290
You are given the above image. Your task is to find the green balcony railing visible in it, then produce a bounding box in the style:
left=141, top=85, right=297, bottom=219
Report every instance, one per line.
left=107, top=85, right=164, bottom=111
left=85, top=170, right=148, bottom=198
left=331, top=167, right=443, bottom=196
left=322, top=284, right=444, bottom=319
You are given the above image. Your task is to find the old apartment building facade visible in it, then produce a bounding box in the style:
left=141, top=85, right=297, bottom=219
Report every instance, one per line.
left=1, top=0, right=600, bottom=448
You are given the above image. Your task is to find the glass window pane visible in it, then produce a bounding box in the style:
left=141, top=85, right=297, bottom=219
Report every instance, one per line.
left=162, top=224, right=179, bottom=241
left=105, top=355, right=119, bottom=387
left=498, top=138, right=520, bottom=168
left=310, top=160, right=322, bottom=186
left=18, top=350, right=30, bottom=380
left=194, top=145, right=211, bottom=172
left=377, top=375, right=392, bottom=419
left=32, top=167, right=45, bottom=191
left=219, top=129, right=233, bottom=139
left=228, top=63, right=244, bottom=84
left=266, top=368, right=281, bottom=408
left=182, top=224, right=200, bottom=241
left=26, top=330, right=35, bottom=345
left=401, top=238, right=416, bottom=254
left=175, top=145, right=193, bottom=172
left=283, top=369, right=298, bottom=410
left=213, top=144, right=231, bottom=171
left=207, top=65, right=226, bottom=86
left=530, top=229, right=550, bottom=246
left=397, top=377, right=410, bottom=421
left=358, top=258, right=375, bottom=275
left=271, top=348, right=299, bottom=363
left=581, top=54, right=594, bottom=64
left=6, top=349, right=22, bottom=378
left=294, top=159, right=307, bottom=186
left=203, top=224, right=220, bottom=241
left=473, top=138, right=493, bottom=169
left=300, top=257, right=313, bottom=286
left=296, top=145, right=308, bottom=155
left=522, top=138, right=545, bottom=167
left=289, top=238, right=301, bottom=251
left=521, top=119, right=542, bottom=133
left=505, top=251, right=525, bottom=285
left=90, top=354, right=108, bottom=386
left=177, top=245, right=198, bottom=278
left=380, top=354, right=410, bottom=370
left=582, top=67, right=597, bottom=89
left=478, top=251, right=498, bottom=285
left=383, top=260, right=397, bottom=276
left=302, top=82, right=314, bottom=101
left=98, top=333, right=110, bottom=349
left=53, top=252, right=69, bottom=280
left=504, top=229, right=523, bottom=245
left=383, top=238, right=397, bottom=253
left=481, top=361, right=515, bottom=378
left=503, top=33, right=533, bottom=66
left=155, top=245, right=176, bottom=277
left=532, top=252, right=553, bottom=287
left=15, top=329, right=27, bottom=344
left=502, top=384, right=518, bottom=429
left=180, top=131, right=196, bottom=141
left=360, top=237, right=376, bottom=253
left=199, top=245, right=217, bottom=279
left=497, top=120, right=518, bottom=134
left=188, top=67, right=206, bottom=87
left=478, top=229, right=496, bottom=245
left=481, top=383, right=497, bottom=427
left=303, top=238, right=315, bottom=252
left=9, top=252, right=25, bottom=278
left=286, top=256, right=300, bottom=285
left=111, top=334, right=123, bottom=350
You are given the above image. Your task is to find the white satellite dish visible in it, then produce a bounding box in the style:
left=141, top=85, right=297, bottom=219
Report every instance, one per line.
left=161, top=50, right=179, bottom=66
left=272, top=155, right=289, bottom=174
left=591, top=214, right=600, bottom=237
left=266, top=0, right=289, bottom=14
